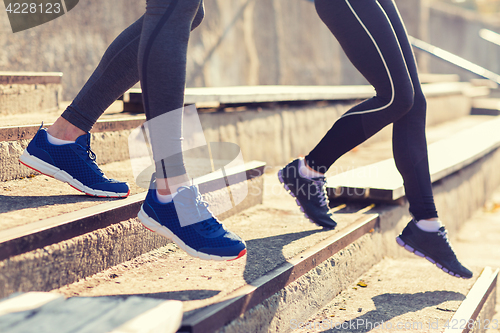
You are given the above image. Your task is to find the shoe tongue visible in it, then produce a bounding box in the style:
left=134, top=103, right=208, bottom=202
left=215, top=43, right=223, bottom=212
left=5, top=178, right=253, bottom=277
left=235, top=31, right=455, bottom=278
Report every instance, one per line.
left=177, top=185, right=198, bottom=197
left=75, top=132, right=91, bottom=148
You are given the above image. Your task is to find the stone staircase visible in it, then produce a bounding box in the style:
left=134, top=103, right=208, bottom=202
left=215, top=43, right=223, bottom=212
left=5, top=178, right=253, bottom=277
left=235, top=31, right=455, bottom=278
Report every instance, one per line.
left=0, top=74, right=499, bottom=333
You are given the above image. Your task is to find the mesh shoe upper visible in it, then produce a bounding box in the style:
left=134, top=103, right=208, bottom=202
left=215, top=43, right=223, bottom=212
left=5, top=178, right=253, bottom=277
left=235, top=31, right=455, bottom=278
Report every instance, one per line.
left=142, top=185, right=246, bottom=256
left=27, top=128, right=128, bottom=191
left=398, top=220, right=473, bottom=278
left=279, top=159, right=337, bottom=228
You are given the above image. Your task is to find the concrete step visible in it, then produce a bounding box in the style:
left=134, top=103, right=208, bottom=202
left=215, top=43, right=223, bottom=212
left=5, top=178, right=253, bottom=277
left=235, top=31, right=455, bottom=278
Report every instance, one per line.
left=0, top=160, right=265, bottom=257
left=123, top=82, right=484, bottom=114
left=0, top=292, right=183, bottom=333
left=0, top=81, right=486, bottom=183
left=0, top=114, right=145, bottom=182
left=0, top=83, right=496, bottom=332
left=295, top=259, right=497, bottom=333
left=327, top=115, right=500, bottom=203
left=0, top=115, right=491, bottom=236
left=299, top=186, right=500, bottom=333
left=0, top=132, right=496, bottom=332
left=0, top=72, right=63, bottom=115
left=472, top=98, right=500, bottom=115
left=0, top=114, right=497, bottom=296
left=0, top=160, right=265, bottom=298
left=13, top=163, right=495, bottom=333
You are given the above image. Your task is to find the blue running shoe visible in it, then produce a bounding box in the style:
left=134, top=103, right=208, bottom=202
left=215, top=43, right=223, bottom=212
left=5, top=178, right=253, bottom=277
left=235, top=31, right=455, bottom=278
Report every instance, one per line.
left=138, top=181, right=247, bottom=261
left=397, top=220, right=473, bottom=279
left=278, top=158, right=337, bottom=228
left=19, top=125, right=130, bottom=198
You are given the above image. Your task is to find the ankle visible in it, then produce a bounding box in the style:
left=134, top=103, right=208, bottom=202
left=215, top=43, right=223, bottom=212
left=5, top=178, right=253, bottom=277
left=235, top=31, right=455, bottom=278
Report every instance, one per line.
left=47, top=117, right=86, bottom=141
left=299, top=158, right=324, bottom=178
left=156, top=190, right=175, bottom=203
left=156, top=174, right=191, bottom=196
left=415, top=218, right=442, bottom=232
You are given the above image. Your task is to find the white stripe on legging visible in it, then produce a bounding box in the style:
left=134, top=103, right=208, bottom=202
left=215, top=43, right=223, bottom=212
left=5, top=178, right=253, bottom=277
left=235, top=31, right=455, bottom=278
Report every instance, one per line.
left=61, top=0, right=68, bottom=13
left=340, top=0, right=402, bottom=119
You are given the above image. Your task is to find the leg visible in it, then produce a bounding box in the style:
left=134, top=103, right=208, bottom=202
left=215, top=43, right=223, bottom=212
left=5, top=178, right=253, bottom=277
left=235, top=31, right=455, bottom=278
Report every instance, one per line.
left=376, top=0, right=437, bottom=221
left=19, top=16, right=145, bottom=197
left=305, top=0, right=415, bottom=173
left=20, top=4, right=206, bottom=197
left=282, top=0, right=470, bottom=278
left=280, top=0, right=415, bottom=228
left=138, top=0, right=199, bottom=196
left=136, top=0, right=246, bottom=261
left=376, top=0, right=471, bottom=278
left=50, top=3, right=205, bottom=140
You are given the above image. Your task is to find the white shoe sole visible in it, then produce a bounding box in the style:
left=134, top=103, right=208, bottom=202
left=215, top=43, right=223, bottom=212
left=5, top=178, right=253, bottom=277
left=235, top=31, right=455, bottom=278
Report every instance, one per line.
left=19, top=150, right=129, bottom=198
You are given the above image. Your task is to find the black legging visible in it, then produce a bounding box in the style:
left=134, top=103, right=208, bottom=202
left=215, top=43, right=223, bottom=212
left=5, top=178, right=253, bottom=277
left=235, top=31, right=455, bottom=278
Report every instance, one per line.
left=61, top=0, right=204, bottom=178
left=306, top=0, right=438, bottom=220
left=62, top=1, right=204, bottom=130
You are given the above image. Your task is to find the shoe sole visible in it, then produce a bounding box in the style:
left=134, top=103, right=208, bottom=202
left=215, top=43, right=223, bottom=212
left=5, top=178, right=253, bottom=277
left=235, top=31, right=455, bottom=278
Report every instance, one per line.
left=19, top=150, right=130, bottom=198
left=138, top=207, right=247, bottom=261
left=396, top=236, right=471, bottom=279
left=278, top=168, right=336, bottom=228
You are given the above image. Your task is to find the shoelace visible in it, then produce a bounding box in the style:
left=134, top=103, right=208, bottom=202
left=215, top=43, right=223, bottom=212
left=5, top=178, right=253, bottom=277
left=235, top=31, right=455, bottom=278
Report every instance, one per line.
left=312, top=177, right=328, bottom=207
left=177, top=186, right=222, bottom=233
left=437, top=228, right=457, bottom=258
left=195, top=196, right=222, bottom=234
left=80, top=135, right=104, bottom=176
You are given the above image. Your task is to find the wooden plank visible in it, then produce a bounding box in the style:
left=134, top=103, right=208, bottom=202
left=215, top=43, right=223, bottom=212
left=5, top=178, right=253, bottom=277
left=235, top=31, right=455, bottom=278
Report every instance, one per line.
left=0, top=296, right=176, bottom=333
left=123, top=82, right=475, bottom=111
left=443, top=267, right=498, bottom=333
left=125, top=85, right=376, bottom=105
left=110, top=300, right=182, bottom=333
left=0, top=72, right=63, bottom=85
left=471, top=98, right=500, bottom=116
left=327, top=117, right=500, bottom=202
left=0, top=292, right=64, bottom=317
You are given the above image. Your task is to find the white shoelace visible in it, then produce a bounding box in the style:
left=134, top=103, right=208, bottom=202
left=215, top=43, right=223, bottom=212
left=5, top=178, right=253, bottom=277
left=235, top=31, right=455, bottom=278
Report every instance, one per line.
left=312, top=177, right=328, bottom=207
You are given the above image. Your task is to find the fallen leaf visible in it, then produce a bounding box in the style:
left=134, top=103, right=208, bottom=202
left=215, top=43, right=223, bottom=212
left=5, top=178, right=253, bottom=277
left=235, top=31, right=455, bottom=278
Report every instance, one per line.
left=357, top=281, right=368, bottom=288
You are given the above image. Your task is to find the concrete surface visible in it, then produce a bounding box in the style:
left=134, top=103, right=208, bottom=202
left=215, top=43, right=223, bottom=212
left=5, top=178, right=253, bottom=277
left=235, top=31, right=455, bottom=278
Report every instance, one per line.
left=0, top=174, right=264, bottom=298
left=1, top=0, right=498, bottom=103
left=0, top=83, right=61, bottom=115
left=295, top=258, right=482, bottom=333
left=298, top=187, right=500, bottom=333
left=49, top=173, right=384, bottom=331
left=0, top=130, right=495, bottom=328
left=0, top=159, right=143, bottom=231
left=1, top=115, right=492, bottom=232
left=0, top=0, right=368, bottom=101
left=0, top=84, right=481, bottom=183
left=38, top=160, right=500, bottom=332
left=0, top=103, right=498, bottom=330
left=425, top=2, right=500, bottom=83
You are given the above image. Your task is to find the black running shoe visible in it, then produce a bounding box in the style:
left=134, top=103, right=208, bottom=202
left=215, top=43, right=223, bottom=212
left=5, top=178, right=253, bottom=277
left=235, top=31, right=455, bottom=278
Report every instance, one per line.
left=396, top=220, right=472, bottom=279
left=278, top=158, right=337, bottom=228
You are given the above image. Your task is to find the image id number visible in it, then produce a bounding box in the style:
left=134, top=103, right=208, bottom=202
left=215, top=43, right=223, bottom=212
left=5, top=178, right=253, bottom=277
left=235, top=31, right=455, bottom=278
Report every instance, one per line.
left=444, top=318, right=498, bottom=330
left=6, top=2, right=61, bottom=14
